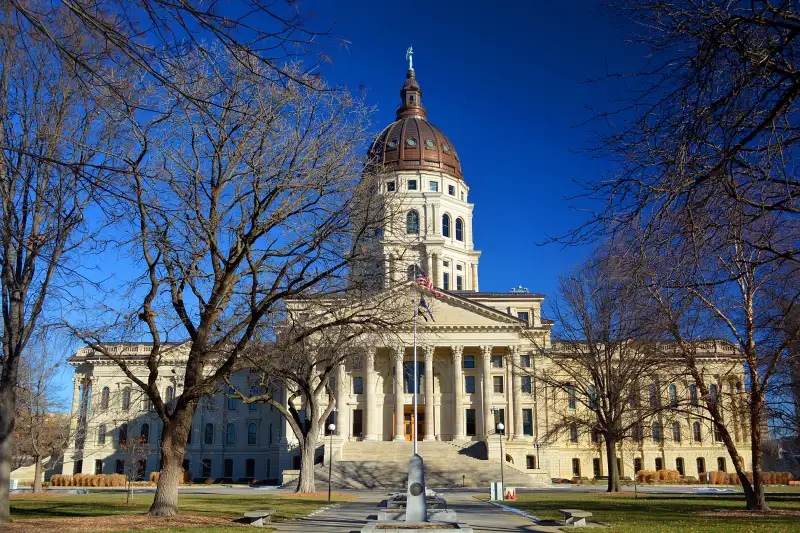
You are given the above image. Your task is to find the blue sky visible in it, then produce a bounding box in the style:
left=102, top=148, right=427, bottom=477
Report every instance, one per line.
left=303, top=0, right=646, bottom=298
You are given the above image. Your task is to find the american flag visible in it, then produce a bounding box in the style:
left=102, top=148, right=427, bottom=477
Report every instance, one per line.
left=415, top=273, right=443, bottom=298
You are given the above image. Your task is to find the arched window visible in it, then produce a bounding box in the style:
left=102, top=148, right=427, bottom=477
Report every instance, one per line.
left=672, top=421, right=681, bottom=442
left=693, top=421, right=702, bottom=442
left=442, top=214, right=451, bottom=237
left=166, top=386, right=175, bottom=402
left=406, top=211, right=419, bottom=234
left=122, top=388, right=131, bottom=410
left=689, top=384, right=698, bottom=407
left=204, top=423, right=214, bottom=445
left=652, top=422, right=663, bottom=443
left=249, top=387, right=259, bottom=411
left=226, top=423, right=236, bottom=445
left=649, top=384, right=659, bottom=408
left=567, top=383, right=576, bottom=409
left=588, top=385, right=598, bottom=409
left=709, top=384, right=718, bottom=407
left=669, top=384, right=678, bottom=408
left=455, top=218, right=464, bottom=241
left=100, top=387, right=110, bottom=410
left=227, top=386, right=237, bottom=411
left=97, top=424, right=107, bottom=445
left=248, top=423, right=258, bottom=445
left=140, top=423, right=150, bottom=444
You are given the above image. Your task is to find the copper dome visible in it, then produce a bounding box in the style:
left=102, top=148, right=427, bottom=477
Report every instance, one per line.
left=367, top=69, right=463, bottom=180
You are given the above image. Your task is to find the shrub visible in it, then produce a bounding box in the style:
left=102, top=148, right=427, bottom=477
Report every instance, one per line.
left=204, top=477, right=214, bottom=485
left=182, top=470, right=192, bottom=484
left=635, top=469, right=657, bottom=483
left=571, top=476, right=583, bottom=485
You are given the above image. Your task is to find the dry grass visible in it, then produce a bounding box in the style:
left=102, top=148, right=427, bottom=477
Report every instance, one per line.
left=4, top=513, right=245, bottom=532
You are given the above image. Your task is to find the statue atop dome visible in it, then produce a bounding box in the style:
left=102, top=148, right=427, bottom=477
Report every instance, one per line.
left=406, top=46, right=414, bottom=71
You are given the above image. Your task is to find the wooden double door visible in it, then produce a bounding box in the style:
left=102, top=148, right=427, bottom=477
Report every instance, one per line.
left=402, top=405, right=425, bottom=441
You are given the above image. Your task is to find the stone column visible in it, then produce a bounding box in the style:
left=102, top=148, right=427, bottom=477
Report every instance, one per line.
left=336, top=363, right=348, bottom=438
left=506, top=348, right=514, bottom=440
left=481, top=345, right=493, bottom=438
left=436, top=254, right=444, bottom=288
left=423, top=346, right=435, bottom=440
left=473, top=264, right=479, bottom=292
left=511, top=346, right=524, bottom=440
left=393, top=347, right=405, bottom=441
left=452, top=346, right=465, bottom=441
left=364, top=350, right=377, bottom=441
left=426, top=253, right=434, bottom=278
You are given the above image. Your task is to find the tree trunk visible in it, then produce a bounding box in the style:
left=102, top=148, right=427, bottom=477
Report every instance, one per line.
left=295, top=431, right=319, bottom=494
left=148, top=407, right=192, bottom=516
left=32, top=455, right=43, bottom=494
left=748, top=397, right=769, bottom=511
left=0, top=371, right=17, bottom=523
left=604, top=438, right=620, bottom=492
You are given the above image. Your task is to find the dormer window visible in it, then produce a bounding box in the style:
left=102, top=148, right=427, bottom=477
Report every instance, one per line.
left=406, top=138, right=417, bottom=147
left=388, top=140, right=398, bottom=149
left=425, top=140, right=435, bottom=149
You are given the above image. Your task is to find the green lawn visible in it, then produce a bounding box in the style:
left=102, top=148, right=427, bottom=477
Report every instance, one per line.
left=502, top=492, right=800, bottom=532
left=10, top=492, right=345, bottom=532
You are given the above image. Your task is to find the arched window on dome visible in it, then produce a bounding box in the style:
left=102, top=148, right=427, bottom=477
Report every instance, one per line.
left=406, top=211, right=419, bottom=235
left=442, top=214, right=451, bottom=238
left=455, top=218, right=464, bottom=242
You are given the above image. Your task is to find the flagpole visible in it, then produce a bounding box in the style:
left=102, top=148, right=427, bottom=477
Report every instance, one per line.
left=413, top=291, right=418, bottom=456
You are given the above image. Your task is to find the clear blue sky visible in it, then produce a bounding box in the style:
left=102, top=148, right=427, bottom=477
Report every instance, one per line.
left=304, top=0, right=645, bottom=299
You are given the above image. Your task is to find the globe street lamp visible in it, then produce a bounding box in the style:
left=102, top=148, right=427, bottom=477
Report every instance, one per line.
left=497, top=422, right=505, bottom=501
left=327, top=423, right=336, bottom=502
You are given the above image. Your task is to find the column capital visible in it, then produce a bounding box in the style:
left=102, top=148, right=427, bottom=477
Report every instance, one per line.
left=364, top=349, right=376, bottom=363
left=480, top=345, right=493, bottom=358
left=508, top=345, right=521, bottom=356
left=391, top=346, right=405, bottom=362
left=423, top=345, right=434, bottom=362
left=451, top=345, right=464, bottom=359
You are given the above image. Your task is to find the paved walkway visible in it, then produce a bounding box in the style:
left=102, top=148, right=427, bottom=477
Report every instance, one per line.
left=272, top=492, right=562, bottom=533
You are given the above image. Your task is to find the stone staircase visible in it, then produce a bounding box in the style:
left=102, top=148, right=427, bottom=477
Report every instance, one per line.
left=314, top=440, right=550, bottom=490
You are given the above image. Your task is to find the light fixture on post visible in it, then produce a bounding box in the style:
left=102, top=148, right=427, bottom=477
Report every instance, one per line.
left=327, top=422, right=336, bottom=502
left=534, top=438, right=541, bottom=470
left=497, top=422, right=505, bottom=500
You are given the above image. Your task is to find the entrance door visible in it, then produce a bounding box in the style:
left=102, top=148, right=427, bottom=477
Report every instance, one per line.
left=403, top=405, right=425, bottom=441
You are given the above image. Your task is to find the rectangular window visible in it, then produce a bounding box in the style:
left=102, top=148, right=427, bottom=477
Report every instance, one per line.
left=408, top=179, right=417, bottom=191
left=403, top=361, right=424, bottom=393
left=521, top=375, right=532, bottom=393
left=448, top=185, right=455, bottom=196
left=224, top=458, right=233, bottom=478
left=246, top=459, right=256, bottom=478
left=456, top=264, right=462, bottom=271
left=463, top=355, right=475, bottom=368
left=572, top=458, right=581, bottom=477
left=676, top=457, right=685, bottom=476
left=201, top=458, right=212, bottom=478
left=115, top=460, right=124, bottom=475
left=655, top=457, right=664, bottom=471
left=353, top=376, right=364, bottom=395
left=593, top=458, right=601, bottom=477
left=696, top=457, right=706, bottom=474
left=526, top=455, right=536, bottom=469
left=443, top=272, right=449, bottom=290
left=352, top=409, right=363, bottom=438
left=491, top=355, right=503, bottom=368
left=429, top=181, right=439, bottom=192
left=493, top=375, right=504, bottom=393
left=522, top=408, right=533, bottom=436
left=94, top=459, right=103, bottom=475
left=634, top=458, right=642, bottom=473
left=517, top=311, right=529, bottom=322
left=387, top=181, right=396, bottom=192
left=465, top=375, right=475, bottom=394
left=568, top=384, right=576, bottom=409
left=456, top=276, right=463, bottom=291
left=465, top=409, right=476, bottom=436
left=521, top=354, right=531, bottom=368
left=493, top=408, right=505, bottom=430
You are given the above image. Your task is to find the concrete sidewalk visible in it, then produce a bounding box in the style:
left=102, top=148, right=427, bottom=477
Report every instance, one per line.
left=272, top=492, right=561, bottom=533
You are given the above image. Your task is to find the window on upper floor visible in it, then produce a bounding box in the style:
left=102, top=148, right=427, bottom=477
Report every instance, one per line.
left=122, top=388, right=131, bottom=410
left=463, top=355, right=475, bottom=369
left=442, top=214, right=450, bottom=238
left=406, top=211, right=419, bottom=234
left=100, top=387, right=110, bottom=410
left=669, top=384, right=678, bottom=408
left=448, top=184, right=455, bottom=196
left=226, top=423, right=236, bottom=445
left=521, top=354, right=531, bottom=368
left=204, top=423, right=214, bottom=445
left=690, top=384, right=699, bottom=407
left=522, top=375, right=532, bottom=394
left=429, top=181, right=439, bottom=192
left=408, top=179, right=417, bottom=191
left=568, top=384, right=576, bottom=409
left=387, top=181, right=396, bottom=192
left=455, top=218, right=464, bottom=241
left=464, top=375, right=475, bottom=394
left=493, top=376, right=504, bottom=393
left=517, top=311, right=529, bottom=322
left=456, top=276, right=463, bottom=291
left=140, top=423, right=150, bottom=444
left=443, top=272, right=450, bottom=290
left=353, top=376, right=364, bottom=395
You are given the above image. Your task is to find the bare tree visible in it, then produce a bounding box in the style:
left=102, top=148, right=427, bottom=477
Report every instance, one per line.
left=13, top=341, right=69, bottom=493
left=636, top=201, right=800, bottom=510
left=568, top=1, right=800, bottom=261
left=0, top=8, right=122, bottom=522
left=530, top=252, right=674, bottom=492
left=71, top=44, right=390, bottom=516
left=228, top=291, right=408, bottom=493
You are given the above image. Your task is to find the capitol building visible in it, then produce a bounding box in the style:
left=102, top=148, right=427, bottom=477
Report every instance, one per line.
left=63, top=63, right=751, bottom=487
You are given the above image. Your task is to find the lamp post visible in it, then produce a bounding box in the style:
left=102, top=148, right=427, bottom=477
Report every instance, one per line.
left=534, top=439, right=541, bottom=470
left=327, top=423, right=336, bottom=502
left=497, top=422, right=505, bottom=501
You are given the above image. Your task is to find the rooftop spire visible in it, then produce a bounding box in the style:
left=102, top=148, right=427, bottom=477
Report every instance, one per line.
left=396, top=49, right=426, bottom=120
